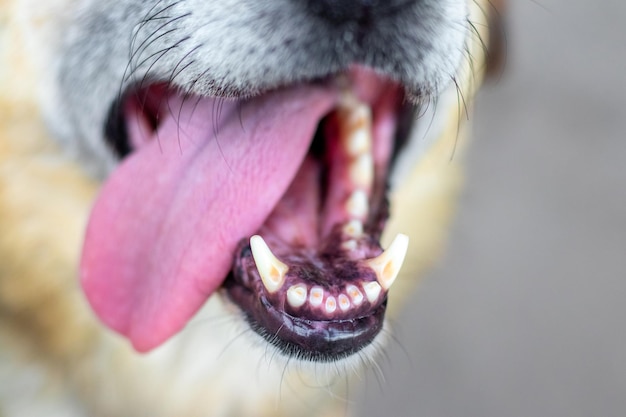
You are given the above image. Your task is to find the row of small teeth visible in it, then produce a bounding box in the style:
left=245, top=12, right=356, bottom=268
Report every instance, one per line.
left=249, top=233, right=409, bottom=297
left=340, top=96, right=374, bottom=244
left=286, top=281, right=383, bottom=312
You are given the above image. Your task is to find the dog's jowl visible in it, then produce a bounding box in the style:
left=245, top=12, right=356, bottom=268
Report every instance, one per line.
left=0, top=1, right=499, bottom=416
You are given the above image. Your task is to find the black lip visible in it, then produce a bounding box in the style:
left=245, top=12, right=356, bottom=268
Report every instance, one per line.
left=104, top=93, right=131, bottom=158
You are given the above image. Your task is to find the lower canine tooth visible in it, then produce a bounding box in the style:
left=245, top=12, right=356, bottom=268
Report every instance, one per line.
left=363, top=282, right=382, bottom=303
left=287, top=284, right=307, bottom=308
left=365, top=234, right=409, bottom=290
left=346, top=190, right=368, bottom=219
left=249, top=235, right=289, bottom=293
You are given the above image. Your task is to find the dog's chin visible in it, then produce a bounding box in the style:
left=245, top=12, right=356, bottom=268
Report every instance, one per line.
left=81, top=66, right=416, bottom=361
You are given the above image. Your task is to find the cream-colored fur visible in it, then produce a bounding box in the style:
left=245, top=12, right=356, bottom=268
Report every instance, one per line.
left=0, top=1, right=491, bottom=415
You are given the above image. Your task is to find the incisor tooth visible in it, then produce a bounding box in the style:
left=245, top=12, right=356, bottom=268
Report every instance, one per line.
left=365, top=234, right=409, bottom=290
left=346, top=190, right=368, bottom=219
left=325, top=296, right=337, bottom=313
left=338, top=294, right=351, bottom=311
left=287, top=284, right=307, bottom=308
left=309, top=286, right=324, bottom=307
left=349, top=153, right=374, bottom=189
left=363, top=281, right=382, bottom=303
left=346, top=284, right=364, bottom=306
left=249, top=235, right=289, bottom=293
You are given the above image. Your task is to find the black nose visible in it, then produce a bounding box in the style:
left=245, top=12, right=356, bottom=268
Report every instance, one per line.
left=301, top=0, right=415, bottom=25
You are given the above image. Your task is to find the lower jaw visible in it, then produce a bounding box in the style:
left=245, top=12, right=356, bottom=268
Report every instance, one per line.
left=224, top=278, right=388, bottom=362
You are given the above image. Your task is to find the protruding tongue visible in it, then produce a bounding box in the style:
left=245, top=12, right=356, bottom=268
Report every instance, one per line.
left=81, top=86, right=337, bottom=351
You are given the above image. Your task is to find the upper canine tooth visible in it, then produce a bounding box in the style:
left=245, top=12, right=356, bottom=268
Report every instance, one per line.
left=249, top=235, right=289, bottom=293
left=365, top=234, right=409, bottom=290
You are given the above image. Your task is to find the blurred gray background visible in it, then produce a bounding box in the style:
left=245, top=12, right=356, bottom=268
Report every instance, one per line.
left=358, top=1, right=626, bottom=416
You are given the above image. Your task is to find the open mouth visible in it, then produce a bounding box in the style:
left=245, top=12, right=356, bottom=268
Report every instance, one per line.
left=81, top=66, right=415, bottom=357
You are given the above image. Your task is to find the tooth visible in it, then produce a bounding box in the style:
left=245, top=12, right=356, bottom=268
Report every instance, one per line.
left=349, top=153, right=374, bottom=189
left=344, top=128, right=371, bottom=157
left=249, top=235, right=289, bottom=293
left=362, top=281, right=382, bottom=303
left=343, top=220, right=364, bottom=238
left=346, top=284, right=364, bottom=306
left=340, top=104, right=372, bottom=157
left=325, top=296, right=337, bottom=314
left=341, top=239, right=358, bottom=251
left=309, top=286, right=324, bottom=307
left=346, top=190, right=368, bottom=219
left=338, top=294, right=351, bottom=312
left=287, top=284, right=307, bottom=308
left=342, top=102, right=369, bottom=127
left=365, top=234, right=409, bottom=290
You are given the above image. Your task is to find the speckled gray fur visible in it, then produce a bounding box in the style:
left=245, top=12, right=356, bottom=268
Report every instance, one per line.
left=48, top=0, right=469, bottom=177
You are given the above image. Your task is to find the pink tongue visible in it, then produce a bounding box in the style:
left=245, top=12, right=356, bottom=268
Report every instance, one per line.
left=81, top=86, right=337, bottom=352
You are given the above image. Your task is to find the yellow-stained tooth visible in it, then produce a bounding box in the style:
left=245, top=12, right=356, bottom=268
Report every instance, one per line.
left=346, top=284, right=364, bottom=305
left=344, top=128, right=371, bottom=157
left=343, top=219, right=364, bottom=238
left=287, top=284, right=307, bottom=308
left=325, top=296, right=337, bottom=314
left=309, top=286, right=324, bottom=307
left=365, top=234, right=409, bottom=290
left=362, top=281, right=382, bottom=303
left=346, top=190, right=368, bottom=219
left=250, top=235, right=289, bottom=293
left=338, top=99, right=372, bottom=157
left=338, top=294, right=351, bottom=312
left=349, top=153, right=374, bottom=189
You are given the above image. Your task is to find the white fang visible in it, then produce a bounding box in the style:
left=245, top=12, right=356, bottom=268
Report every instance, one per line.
left=365, top=234, right=409, bottom=290
left=249, top=235, right=289, bottom=293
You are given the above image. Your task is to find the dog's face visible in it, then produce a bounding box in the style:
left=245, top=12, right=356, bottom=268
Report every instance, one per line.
left=8, top=0, right=492, bottom=366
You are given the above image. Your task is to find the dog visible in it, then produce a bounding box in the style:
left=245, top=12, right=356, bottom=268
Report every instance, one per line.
left=0, top=0, right=502, bottom=415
